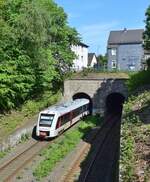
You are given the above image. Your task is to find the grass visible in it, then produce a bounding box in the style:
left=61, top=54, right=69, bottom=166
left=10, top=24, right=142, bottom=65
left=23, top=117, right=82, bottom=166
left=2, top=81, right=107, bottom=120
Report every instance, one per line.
left=69, top=70, right=129, bottom=79
left=126, top=70, right=150, bottom=93
left=33, top=115, right=103, bottom=180
left=120, top=90, right=150, bottom=181
left=0, top=91, right=61, bottom=142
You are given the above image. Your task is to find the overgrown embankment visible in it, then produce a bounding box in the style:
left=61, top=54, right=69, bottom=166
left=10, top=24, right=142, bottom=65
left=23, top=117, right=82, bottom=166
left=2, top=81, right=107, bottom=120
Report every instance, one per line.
left=120, top=90, right=150, bottom=182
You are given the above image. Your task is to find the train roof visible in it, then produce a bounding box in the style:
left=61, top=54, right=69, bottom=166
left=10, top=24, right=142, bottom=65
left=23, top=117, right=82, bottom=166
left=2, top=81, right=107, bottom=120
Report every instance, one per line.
left=40, top=98, right=89, bottom=116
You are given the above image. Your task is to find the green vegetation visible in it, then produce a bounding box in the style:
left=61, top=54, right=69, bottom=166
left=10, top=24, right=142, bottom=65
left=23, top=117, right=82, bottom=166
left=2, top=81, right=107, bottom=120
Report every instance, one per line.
left=127, top=70, right=150, bottom=92
left=120, top=91, right=150, bottom=181
left=0, top=0, right=79, bottom=112
left=143, top=5, right=150, bottom=50
left=33, top=116, right=102, bottom=180
left=0, top=150, right=8, bottom=159
left=0, top=91, right=61, bottom=141
left=71, top=71, right=129, bottom=79
left=97, top=54, right=107, bottom=71
left=19, top=133, right=30, bottom=143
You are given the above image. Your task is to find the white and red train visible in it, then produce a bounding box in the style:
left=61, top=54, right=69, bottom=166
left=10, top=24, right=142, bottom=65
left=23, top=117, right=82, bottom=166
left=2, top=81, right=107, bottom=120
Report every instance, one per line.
left=36, top=98, right=90, bottom=138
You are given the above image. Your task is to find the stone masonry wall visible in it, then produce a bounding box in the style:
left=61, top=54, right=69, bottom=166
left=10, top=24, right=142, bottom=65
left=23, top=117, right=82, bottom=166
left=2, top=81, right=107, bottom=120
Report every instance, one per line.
left=64, top=78, right=128, bottom=115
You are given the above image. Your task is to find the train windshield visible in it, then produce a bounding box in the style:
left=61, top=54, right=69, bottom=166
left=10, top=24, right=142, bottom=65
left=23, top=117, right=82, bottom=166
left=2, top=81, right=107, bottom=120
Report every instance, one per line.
left=39, top=114, right=54, bottom=126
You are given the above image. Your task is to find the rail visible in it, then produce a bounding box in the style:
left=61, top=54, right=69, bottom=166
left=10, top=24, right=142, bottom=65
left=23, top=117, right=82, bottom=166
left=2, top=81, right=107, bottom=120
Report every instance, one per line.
left=0, top=140, right=49, bottom=182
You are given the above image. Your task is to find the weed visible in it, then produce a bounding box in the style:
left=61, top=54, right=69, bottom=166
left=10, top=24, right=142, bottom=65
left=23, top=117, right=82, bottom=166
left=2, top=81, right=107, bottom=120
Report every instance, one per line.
left=19, top=133, right=30, bottom=143
left=120, top=90, right=150, bottom=181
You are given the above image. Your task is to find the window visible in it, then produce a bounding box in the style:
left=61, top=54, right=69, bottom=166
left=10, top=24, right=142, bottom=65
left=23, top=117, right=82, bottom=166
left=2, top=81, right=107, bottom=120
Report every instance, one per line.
left=39, top=114, right=54, bottom=126
left=111, top=60, right=117, bottom=69
left=111, top=49, right=116, bottom=56
left=73, top=107, right=82, bottom=118
left=61, top=113, right=70, bottom=126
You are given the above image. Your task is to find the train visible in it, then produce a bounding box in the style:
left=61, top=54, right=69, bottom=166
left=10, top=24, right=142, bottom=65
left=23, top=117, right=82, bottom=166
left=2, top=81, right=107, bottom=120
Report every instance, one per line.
left=36, top=98, right=90, bottom=138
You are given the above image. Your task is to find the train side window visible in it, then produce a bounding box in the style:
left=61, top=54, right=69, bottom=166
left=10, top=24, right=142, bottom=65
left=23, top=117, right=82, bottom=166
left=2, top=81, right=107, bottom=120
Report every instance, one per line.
left=72, top=107, right=83, bottom=118
left=61, top=113, right=70, bottom=126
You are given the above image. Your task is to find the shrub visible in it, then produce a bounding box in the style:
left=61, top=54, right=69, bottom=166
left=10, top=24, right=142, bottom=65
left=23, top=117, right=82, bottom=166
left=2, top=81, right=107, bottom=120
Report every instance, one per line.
left=127, top=70, right=150, bottom=92
left=146, top=58, right=150, bottom=69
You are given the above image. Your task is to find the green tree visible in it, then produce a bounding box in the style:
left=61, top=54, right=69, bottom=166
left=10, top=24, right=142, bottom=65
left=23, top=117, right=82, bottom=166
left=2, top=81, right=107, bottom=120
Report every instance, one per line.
left=0, top=0, right=79, bottom=111
left=143, top=5, right=150, bottom=69
left=143, top=5, right=150, bottom=50
left=97, top=54, right=107, bottom=70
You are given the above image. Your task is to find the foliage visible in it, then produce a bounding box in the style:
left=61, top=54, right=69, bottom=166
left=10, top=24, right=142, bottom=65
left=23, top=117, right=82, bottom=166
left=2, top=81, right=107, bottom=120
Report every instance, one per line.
left=120, top=91, right=150, bottom=181
left=120, top=122, right=136, bottom=182
left=19, top=133, right=30, bottom=143
left=143, top=5, right=150, bottom=50
left=146, top=58, right=150, bottom=69
left=33, top=116, right=102, bottom=180
left=126, top=70, right=150, bottom=92
left=0, top=0, right=79, bottom=111
left=97, top=54, right=107, bottom=70
left=0, top=150, right=7, bottom=159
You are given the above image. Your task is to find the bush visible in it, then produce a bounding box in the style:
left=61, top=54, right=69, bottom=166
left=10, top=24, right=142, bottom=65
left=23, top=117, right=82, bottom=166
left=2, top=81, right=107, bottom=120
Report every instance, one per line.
left=146, top=58, right=150, bottom=69
left=127, top=70, right=150, bottom=92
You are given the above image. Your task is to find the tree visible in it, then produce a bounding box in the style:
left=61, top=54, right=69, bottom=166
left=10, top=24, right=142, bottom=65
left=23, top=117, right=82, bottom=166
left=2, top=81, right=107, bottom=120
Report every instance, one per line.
left=143, top=5, right=150, bottom=50
left=143, top=5, right=150, bottom=69
left=0, top=0, right=79, bottom=111
left=97, top=54, right=107, bottom=70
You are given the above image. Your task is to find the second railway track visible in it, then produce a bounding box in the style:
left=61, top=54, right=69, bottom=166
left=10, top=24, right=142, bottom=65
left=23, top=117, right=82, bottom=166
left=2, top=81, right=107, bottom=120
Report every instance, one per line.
left=62, top=114, right=121, bottom=182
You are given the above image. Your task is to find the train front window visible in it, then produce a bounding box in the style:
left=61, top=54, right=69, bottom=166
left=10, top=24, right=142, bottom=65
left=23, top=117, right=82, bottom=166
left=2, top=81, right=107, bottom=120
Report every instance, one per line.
left=39, top=114, right=54, bottom=126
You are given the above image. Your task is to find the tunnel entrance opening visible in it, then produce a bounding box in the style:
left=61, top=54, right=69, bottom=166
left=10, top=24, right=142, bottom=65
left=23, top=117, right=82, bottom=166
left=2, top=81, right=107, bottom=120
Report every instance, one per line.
left=73, top=93, right=93, bottom=115
left=106, top=93, right=125, bottom=116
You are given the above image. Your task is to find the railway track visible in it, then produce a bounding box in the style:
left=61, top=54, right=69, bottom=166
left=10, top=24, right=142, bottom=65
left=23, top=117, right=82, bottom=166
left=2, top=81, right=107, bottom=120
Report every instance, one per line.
left=0, top=140, right=50, bottom=182
left=62, top=114, right=121, bottom=182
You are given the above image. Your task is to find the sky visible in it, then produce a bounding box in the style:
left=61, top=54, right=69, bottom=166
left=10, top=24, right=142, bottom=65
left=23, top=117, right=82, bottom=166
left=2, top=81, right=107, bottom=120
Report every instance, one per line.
left=54, top=0, right=150, bottom=55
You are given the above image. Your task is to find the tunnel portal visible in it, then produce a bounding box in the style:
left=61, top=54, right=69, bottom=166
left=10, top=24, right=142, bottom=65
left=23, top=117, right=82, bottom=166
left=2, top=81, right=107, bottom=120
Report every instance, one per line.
left=73, top=92, right=93, bottom=115
left=106, top=92, right=125, bottom=115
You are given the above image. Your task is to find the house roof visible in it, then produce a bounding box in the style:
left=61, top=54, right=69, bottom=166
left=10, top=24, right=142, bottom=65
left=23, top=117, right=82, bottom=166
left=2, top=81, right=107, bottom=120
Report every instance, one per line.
left=88, top=53, right=96, bottom=66
left=108, top=28, right=144, bottom=47
left=79, top=42, right=89, bottom=48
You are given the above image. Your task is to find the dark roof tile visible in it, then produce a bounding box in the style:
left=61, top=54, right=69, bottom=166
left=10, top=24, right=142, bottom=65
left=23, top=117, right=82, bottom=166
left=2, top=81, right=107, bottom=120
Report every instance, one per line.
left=108, top=29, right=144, bottom=46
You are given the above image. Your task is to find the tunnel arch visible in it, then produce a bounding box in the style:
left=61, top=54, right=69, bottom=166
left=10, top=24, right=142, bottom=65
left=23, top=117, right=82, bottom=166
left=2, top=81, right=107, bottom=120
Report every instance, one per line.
left=105, top=92, right=125, bottom=115
left=72, top=92, right=93, bottom=115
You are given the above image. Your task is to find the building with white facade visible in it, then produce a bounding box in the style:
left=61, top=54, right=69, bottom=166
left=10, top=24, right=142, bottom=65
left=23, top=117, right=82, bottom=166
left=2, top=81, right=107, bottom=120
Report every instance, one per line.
left=71, top=42, right=89, bottom=71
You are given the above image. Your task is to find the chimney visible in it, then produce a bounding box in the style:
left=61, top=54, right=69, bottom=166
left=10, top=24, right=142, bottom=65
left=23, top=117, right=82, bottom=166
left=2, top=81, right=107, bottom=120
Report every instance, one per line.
left=123, top=28, right=127, bottom=32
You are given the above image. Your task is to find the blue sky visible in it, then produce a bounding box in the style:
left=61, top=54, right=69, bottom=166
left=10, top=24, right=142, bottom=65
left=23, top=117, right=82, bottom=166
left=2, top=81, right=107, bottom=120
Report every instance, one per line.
left=55, top=0, right=150, bottom=55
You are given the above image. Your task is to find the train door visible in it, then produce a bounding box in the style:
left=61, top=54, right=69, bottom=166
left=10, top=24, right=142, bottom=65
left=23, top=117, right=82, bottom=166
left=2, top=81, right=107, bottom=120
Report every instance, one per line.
left=56, top=117, right=61, bottom=129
